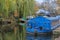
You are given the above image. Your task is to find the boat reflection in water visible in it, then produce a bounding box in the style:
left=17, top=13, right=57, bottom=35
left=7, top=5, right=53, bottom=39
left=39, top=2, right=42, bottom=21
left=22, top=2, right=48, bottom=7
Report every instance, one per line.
left=26, top=34, right=60, bottom=40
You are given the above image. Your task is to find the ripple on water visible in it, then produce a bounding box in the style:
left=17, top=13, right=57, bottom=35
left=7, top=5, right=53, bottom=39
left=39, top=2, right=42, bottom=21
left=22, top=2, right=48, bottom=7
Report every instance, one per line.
left=26, top=31, right=60, bottom=40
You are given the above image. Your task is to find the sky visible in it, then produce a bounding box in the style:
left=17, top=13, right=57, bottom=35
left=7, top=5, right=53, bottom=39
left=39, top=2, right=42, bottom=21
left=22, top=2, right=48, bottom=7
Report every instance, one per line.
left=35, top=0, right=45, bottom=4
left=35, top=0, right=57, bottom=4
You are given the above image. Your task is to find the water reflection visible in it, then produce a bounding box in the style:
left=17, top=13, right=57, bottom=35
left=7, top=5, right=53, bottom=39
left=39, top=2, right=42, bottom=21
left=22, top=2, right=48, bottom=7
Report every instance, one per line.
left=26, top=35, right=52, bottom=40
left=26, top=33, right=60, bottom=40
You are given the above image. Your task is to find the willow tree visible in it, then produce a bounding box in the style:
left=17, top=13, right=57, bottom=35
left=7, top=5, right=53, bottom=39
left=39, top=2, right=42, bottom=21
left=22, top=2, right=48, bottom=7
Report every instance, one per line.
left=0, top=0, right=17, bottom=18
left=0, top=0, right=9, bottom=18
left=0, top=0, right=5, bottom=17
left=16, top=0, right=35, bottom=18
left=0, top=0, right=35, bottom=18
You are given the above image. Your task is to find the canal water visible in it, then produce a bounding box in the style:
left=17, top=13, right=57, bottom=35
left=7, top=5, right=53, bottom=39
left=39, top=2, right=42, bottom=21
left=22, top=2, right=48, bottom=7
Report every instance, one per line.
left=0, top=31, right=60, bottom=40
left=26, top=31, right=60, bottom=40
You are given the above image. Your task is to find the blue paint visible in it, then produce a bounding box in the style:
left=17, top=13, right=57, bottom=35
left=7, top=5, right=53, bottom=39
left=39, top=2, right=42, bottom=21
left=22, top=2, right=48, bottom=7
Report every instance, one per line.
left=26, top=16, right=60, bottom=33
